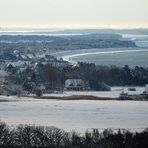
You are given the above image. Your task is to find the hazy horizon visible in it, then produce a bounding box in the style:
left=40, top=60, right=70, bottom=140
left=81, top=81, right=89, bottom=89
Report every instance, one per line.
left=0, top=0, right=148, bottom=29
left=1, top=26, right=148, bottom=30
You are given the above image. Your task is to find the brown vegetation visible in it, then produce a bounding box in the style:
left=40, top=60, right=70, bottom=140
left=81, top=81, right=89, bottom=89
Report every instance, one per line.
left=33, top=95, right=115, bottom=100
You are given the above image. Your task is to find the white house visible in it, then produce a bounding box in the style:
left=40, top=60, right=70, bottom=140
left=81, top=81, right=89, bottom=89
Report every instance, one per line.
left=65, top=79, right=85, bottom=91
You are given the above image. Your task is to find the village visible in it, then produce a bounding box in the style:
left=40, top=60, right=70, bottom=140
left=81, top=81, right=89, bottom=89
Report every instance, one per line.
left=0, top=33, right=148, bottom=100
left=0, top=48, right=148, bottom=100
left=0, top=48, right=73, bottom=96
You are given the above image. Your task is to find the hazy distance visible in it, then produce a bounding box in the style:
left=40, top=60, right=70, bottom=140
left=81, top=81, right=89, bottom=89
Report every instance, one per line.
left=0, top=0, right=148, bottom=29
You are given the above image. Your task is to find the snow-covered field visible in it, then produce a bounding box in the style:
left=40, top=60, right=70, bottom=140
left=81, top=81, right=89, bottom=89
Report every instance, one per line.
left=0, top=97, right=148, bottom=133
left=0, top=86, right=147, bottom=133
left=0, top=95, right=34, bottom=102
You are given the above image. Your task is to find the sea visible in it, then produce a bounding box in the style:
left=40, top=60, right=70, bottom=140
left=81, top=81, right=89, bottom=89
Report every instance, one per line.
left=67, top=34, right=148, bottom=67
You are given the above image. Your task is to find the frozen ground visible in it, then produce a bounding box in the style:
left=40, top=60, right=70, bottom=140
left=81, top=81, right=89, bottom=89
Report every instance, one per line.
left=0, top=95, right=35, bottom=102
left=0, top=86, right=147, bottom=133
left=0, top=98, right=148, bottom=133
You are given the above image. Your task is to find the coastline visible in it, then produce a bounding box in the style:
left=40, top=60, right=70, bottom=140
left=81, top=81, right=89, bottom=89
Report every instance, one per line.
left=50, top=47, right=148, bottom=64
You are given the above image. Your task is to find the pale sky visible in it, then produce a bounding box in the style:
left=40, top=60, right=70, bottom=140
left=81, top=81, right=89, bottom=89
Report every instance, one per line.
left=0, top=0, right=148, bottom=28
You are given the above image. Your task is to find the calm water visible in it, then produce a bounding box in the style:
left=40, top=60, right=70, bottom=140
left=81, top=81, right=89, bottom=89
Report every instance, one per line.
left=0, top=31, right=84, bottom=36
left=68, top=34, right=148, bottom=67
left=135, top=40, right=148, bottom=48
left=0, top=99, right=148, bottom=133
left=70, top=50, right=148, bottom=67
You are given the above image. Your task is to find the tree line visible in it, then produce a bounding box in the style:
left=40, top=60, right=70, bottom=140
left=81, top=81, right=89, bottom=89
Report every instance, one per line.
left=0, top=121, right=148, bottom=148
left=8, top=62, right=148, bottom=92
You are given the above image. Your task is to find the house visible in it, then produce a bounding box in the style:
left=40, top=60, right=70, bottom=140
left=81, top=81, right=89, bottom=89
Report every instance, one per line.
left=65, top=79, right=85, bottom=91
left=5, top=64, right=14, bottom=73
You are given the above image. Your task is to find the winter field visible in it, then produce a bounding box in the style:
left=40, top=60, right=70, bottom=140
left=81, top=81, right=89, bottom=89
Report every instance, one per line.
left=0, top=86, right=148, bottom=133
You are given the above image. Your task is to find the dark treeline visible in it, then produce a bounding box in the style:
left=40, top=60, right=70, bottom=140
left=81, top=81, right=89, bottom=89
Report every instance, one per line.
left=10, top=62, right=148, bottom=92
left=95, top=65, right=148, bottom=86
left=62, top=64, right=148, bottom=87
left=0, top=121, right=148, bottom=148
left=43, top=63, right=148, bottom=87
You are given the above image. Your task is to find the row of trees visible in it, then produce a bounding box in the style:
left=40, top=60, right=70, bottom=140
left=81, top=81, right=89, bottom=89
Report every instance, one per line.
left=8, top=62, right=148, bottom=91
left=0, top=121, right=148, bottom=148
left=37, top=63, right=148, bottom=88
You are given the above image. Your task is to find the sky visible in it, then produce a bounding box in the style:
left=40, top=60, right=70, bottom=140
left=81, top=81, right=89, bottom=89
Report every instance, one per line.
left=0, top=0, right=148, bottom=29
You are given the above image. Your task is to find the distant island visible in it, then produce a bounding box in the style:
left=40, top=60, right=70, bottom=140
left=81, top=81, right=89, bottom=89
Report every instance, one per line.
left=0, top=33, right=136, bottom=53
